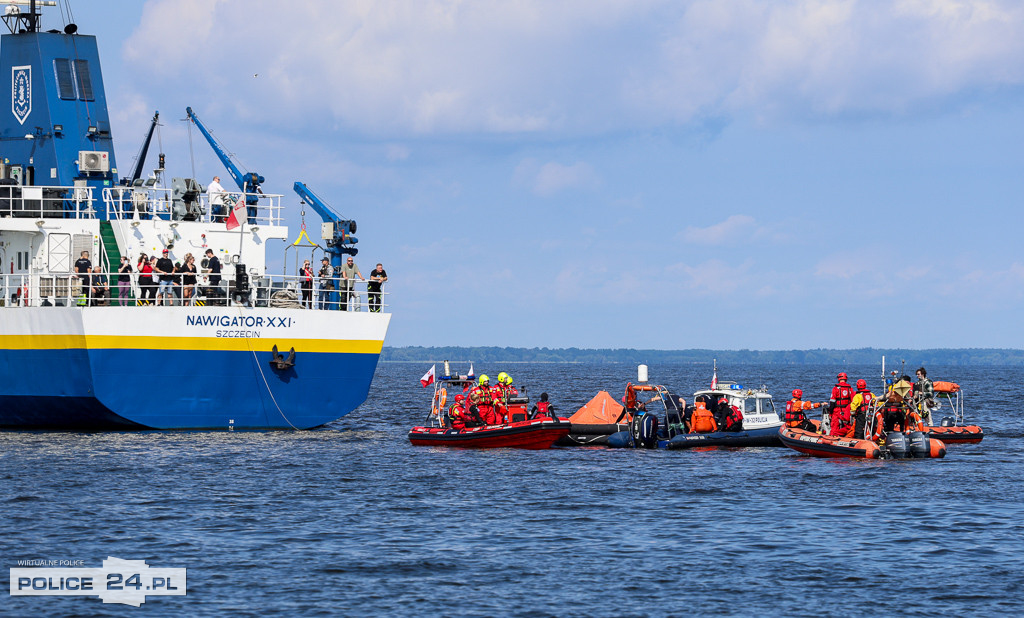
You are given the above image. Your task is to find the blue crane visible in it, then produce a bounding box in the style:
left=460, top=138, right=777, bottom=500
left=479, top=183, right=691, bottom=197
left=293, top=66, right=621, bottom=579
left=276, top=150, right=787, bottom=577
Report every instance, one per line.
left=185, top=107, right=264, bottom=210
left=292, top=182, right=358, bottom=265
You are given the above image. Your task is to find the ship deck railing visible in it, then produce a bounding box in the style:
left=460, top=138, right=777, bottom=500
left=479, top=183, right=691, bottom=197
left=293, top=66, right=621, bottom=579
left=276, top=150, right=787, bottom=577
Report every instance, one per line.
left=103, top=187, right=284, bottom=226
left=0, top=184, right=285, bottom=225
left=0, top=271, right=389, bottom=312
left=0, top=183, right=100, bottom=219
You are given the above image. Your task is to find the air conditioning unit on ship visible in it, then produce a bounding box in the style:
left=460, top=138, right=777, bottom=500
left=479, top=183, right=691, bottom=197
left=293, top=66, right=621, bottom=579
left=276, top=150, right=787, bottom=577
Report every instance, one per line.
left=78, top=150, right=110, bottom=173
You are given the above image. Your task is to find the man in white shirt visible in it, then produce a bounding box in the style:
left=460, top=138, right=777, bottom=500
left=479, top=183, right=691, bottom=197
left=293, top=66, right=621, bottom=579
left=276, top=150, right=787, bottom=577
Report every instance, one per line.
left=207, top=176, right=226, bottom=222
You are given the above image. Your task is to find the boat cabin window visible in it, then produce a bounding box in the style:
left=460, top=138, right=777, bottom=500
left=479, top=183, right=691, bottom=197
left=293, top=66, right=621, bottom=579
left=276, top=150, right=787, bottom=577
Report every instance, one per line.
left=743, top=398, right=759, bottom=414
left=762, top=399, right=777, bottom=415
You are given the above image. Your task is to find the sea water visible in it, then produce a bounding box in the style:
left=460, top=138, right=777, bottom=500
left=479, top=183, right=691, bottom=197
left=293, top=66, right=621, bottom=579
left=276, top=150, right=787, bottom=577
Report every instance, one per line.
left=2, top=363, right=1022, bottom=616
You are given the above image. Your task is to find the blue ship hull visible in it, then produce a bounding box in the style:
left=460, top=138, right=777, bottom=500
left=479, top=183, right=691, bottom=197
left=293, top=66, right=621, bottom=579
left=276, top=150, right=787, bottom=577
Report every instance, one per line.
left=0, top=347, right=383, bottom=430
left=0, top=307, right=389, bottom=430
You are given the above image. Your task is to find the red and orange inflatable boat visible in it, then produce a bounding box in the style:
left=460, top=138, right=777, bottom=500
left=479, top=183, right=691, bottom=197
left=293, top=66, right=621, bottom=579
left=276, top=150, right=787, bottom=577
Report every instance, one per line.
left=408, top=417, right=570, bottom=449
left=779, top=423, right=946, bottom=459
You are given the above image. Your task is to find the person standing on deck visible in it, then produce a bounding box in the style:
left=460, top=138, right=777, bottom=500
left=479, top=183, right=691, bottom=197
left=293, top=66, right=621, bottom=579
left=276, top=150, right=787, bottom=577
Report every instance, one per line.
left=914, top=367, right=935, bottom=425
left=367, top=263, right=387, bottom=313
left=75, top=250, right=92, bottom=305
left=847, top=379, right=875, bottom=439
left=340, top=256, right=364, bottom=311
left=155, top=249, right=175, bottom=306
left=204, top=249, right=222, bottom=290
left=207, top=176, right=226, bottom=222
left=317, top=257, right=334, bottom=310
left=117, top=256, right=133, bottom=304
left=829, top=372, right=854, bottom=436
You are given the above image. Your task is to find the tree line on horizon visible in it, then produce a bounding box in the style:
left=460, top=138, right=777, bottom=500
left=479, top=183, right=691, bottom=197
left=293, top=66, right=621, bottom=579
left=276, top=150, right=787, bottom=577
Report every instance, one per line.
left=381, top=346, right=1024, bottom=366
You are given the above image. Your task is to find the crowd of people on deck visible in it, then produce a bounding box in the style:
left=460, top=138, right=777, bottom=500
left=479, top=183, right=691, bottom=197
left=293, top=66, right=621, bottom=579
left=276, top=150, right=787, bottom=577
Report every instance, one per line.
left=784, top=368, right=937, bottom=441
left=69, top=247, right=387, bottom=310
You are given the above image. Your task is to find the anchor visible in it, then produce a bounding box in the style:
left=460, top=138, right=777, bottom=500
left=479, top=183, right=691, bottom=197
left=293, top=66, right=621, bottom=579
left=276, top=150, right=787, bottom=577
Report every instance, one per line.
left=269, top=345, right=296, bottom=370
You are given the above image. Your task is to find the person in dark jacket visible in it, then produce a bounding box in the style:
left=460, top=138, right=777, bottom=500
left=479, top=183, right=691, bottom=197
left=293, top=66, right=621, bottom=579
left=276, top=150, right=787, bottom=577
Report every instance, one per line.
left=530, top=392, right=555, bottom=419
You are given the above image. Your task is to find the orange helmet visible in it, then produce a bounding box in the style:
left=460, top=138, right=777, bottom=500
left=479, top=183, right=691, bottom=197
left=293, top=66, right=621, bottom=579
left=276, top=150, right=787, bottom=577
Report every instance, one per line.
left=856, top=379, right=867, bottom=390
left=792, top=389, right=803, bottom=399
left=837, top=372, right=848, bottom=381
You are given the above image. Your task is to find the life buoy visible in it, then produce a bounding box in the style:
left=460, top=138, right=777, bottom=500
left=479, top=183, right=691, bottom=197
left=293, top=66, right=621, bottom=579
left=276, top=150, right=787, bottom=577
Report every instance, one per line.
left=624, top=382, right=637, bottom=410
left=431, top=388, right=447, bottom=419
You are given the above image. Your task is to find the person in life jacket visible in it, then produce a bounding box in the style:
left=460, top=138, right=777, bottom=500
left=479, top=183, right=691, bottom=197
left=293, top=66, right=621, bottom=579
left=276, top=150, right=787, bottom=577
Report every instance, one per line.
left=471, top=375, right=502, bottom=425
left=496, top=372, right=519, bottom=405
left=829, top=372, right=854, bottom=437
left=880, top=391, right=908, bottom=435
left=530, top=392, right=555, bottom=419
left=784, top=389, right=819, bottom=432
left=721, top=400, right=744, bottom=432
left=846, top=379, right=875, bottom=439
left=690, top=400, right=718, bottom=433
left=447, top=395, right=468, bottom=430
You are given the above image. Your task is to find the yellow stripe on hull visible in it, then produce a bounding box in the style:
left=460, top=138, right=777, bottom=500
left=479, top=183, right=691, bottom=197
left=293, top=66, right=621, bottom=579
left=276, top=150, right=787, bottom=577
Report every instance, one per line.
left=2, top=334, right=384, bottom=354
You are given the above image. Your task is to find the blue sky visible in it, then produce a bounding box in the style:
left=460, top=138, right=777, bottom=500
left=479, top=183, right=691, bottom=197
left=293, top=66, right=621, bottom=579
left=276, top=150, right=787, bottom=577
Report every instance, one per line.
left=65, top=1, right=1024, bottom=349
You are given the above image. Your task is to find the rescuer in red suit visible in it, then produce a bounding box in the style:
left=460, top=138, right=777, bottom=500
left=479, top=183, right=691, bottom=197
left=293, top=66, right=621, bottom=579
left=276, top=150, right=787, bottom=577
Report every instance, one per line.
left=829, top=372, right=854, bottom=436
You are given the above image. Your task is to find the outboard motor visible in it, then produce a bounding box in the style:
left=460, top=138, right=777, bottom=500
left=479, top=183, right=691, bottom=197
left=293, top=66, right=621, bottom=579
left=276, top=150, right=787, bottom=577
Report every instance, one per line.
left=631, top=412, right=659, bottom=449
left=907, top=431, right=929, bottom=458
left=940, top=416, right=956, bottom=427
left=884, top=431, right=909, bottom=459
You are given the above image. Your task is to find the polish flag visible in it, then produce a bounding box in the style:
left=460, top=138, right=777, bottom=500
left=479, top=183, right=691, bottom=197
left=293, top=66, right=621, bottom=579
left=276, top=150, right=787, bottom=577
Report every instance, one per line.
left=710, top=371, right=718, bottom=390
left=420, top=364, right=436, bottom=388
left=225, top=195, right=247, bottom=230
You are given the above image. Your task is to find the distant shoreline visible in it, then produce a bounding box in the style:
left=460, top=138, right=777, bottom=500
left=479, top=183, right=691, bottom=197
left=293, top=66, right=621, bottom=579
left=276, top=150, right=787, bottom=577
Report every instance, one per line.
left=382, top=346, right=1024, bottom=366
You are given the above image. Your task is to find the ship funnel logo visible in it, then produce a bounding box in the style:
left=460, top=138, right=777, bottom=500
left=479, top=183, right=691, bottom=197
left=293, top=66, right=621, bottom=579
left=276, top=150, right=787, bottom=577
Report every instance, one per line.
left=12, top=65, right=31, bottom=125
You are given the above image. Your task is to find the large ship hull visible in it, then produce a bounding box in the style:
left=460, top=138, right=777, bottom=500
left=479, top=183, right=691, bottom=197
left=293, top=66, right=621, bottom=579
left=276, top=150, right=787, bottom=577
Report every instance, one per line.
left=0, top=307, right=390, bottom=429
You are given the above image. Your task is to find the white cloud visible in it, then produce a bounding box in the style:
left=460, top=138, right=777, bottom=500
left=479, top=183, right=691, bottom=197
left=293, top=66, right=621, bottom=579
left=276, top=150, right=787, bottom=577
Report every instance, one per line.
left=513, top=159, right=600, bottom=196
left=122, top=0, right=1024, bottom=137
left=680, top=214, right=756, bottom=245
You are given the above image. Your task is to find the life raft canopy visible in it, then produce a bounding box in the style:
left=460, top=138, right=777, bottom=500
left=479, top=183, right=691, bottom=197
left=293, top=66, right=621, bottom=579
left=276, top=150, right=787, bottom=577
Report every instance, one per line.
left=932, top=381, right=960, bottom=393
left=569, top=391, right=628, bottom=425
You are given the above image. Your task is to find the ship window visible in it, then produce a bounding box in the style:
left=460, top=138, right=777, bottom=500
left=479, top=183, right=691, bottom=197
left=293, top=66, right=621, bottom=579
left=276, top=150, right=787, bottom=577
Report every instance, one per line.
left=74, top=60, right=94, bottom=101
left=743, top=398, right=759, bottom=414
left=54, top=58, right=76, bottom=100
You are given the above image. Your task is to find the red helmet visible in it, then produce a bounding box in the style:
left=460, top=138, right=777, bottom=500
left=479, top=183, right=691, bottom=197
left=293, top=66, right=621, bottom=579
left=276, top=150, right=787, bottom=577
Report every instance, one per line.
left=792, top=389, right=803, bottom=399
left=455, top=394, right=465, bottom=402
left=856, top=379, right=867, bottom=390
left=837, top=372, right=848, bottom=381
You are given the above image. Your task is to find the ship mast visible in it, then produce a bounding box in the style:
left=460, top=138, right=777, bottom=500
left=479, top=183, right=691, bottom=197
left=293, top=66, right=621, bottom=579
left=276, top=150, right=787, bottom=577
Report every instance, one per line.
left=2, top=0, right=58, bottom=35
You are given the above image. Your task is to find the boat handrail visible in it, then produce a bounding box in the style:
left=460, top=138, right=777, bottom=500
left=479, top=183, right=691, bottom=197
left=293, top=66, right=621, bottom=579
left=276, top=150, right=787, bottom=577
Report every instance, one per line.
left=0, top=271, right=389, bottom=311
left=102, top=187, right=284, bottom=226
left=0, top=184, right=97, bottom=219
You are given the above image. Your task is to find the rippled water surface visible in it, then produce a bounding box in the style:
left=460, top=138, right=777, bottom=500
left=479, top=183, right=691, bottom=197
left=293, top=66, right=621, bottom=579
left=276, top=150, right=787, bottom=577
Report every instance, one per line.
left=2, top=363, right=1022, bottom=616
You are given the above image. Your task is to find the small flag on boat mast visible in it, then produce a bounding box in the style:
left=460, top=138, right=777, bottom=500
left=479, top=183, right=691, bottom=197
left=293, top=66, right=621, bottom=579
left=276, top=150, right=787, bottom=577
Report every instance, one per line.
left=420, top=364, right=436, bottom=388
left=467, top=363, right=474, bottom=378
left=225, top=194, right=247, bottom=231
left=710, top=359, right=718, bottom=390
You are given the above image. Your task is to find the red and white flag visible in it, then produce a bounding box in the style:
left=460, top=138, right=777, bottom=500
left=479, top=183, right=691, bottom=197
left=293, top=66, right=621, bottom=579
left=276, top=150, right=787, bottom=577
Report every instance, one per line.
left=710, top=371, right=718, bottom=390
left=420, top=364, right=436, bottom=388
left=225, top=195, right=247, bottom=230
